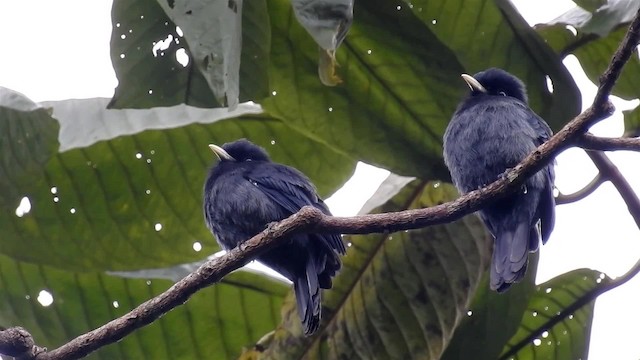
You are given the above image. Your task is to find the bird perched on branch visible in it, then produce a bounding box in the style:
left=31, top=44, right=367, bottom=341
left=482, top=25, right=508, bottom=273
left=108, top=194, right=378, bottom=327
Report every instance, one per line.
left=443, top=68, right=556, bottom=292
left=203, top=139, right=345, bottom=335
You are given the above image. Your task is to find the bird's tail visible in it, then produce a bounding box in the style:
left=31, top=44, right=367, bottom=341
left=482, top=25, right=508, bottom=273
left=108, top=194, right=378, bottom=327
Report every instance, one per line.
left=490, top=222, right=532, bottom=292
left=294, top=259, right=322, bottom=336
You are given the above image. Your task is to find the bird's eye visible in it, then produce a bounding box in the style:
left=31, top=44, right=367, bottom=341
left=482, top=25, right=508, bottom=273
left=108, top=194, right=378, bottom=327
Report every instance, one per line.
left=245, top=159, right=253, bottom=162
left=498, top=91, right=507, bottom=96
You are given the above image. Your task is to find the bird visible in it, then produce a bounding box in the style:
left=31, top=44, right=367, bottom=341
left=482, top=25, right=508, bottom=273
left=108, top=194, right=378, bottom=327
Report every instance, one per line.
left=443, top=68, right=556, bottom=292
left=203, top=139, right=346, bottom=335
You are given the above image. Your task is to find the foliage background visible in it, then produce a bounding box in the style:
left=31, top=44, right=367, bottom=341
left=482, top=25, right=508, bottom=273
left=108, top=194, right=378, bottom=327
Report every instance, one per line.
left=0, top=0, right=639, bottom=359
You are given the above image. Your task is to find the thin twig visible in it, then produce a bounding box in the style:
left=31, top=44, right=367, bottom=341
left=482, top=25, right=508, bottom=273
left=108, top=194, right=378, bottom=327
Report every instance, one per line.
left=555, top=173, right=605, bottom=205
left=577, top=133, right=640, bottom=151
left=586, top=150, right=640, bottom=229
left=2, top=6, right=640, bottom=360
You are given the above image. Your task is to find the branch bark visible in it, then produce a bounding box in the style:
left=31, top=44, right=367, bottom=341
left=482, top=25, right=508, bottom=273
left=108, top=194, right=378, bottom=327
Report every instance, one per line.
left=0, top=327, right=38, bottom=358
left=577, top=133, right=640, bottom=151
left=2, top=6, right=640, bottom=360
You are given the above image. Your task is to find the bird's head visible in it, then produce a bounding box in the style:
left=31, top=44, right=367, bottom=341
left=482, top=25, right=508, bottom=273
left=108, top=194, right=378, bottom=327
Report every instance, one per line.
left=461, top=68, right=528, bottom=104
left=209, top=138, right=270, bottom=163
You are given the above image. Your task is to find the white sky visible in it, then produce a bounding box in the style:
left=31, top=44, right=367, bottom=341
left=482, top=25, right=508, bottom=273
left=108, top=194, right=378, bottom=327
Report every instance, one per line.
left=1, top=0, right=639, bottom=359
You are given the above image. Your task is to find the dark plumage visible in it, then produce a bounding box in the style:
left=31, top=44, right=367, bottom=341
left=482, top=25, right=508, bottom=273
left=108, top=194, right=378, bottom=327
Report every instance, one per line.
left=203, top=139, right=345, bottom=335
left=443, top=68, right=556, bottom=292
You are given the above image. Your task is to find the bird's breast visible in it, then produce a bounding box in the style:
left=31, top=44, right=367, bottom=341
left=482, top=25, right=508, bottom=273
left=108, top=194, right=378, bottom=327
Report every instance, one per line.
left=206, top=175, right=283, bottom=248
left=445, top=103, right=538, bottom=192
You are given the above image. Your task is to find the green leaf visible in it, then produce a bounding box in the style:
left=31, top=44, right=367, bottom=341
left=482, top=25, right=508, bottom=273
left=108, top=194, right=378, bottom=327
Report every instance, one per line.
left=110, top=0, right=580, bottom=180
left=0, top=252, right=287, bottom=359
left=262, top=0, right=580, bottom=181
left=441, top=254, right=538, bottom=360
left=546, top=0, right=639, bottom=37
left=253, top=180, right=493, bottom=359
left=0, top=96, right=356, bottom=272
left=407, top=0, right=580, bottom=131
left=154, top=0, right=242, bottom=108
left=109, top=0, right=270, bottom=109
left=573, top=27, right=640, bottom=100
left=500, top=269, right=609, bottom=360
left=535, top=0, right=640, bottom=52
left=0, top=87, right=59, bottom=207
left=623, top=105, right=640, bottom=136
left=573, top=0, right=606, bottom=13
left=263, top=0, right=464, bottom=179
left=535, top=1, right=640, bottom=100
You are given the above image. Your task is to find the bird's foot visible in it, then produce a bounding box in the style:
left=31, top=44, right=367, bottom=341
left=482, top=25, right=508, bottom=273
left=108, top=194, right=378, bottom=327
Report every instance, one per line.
left=264, top=221, right=279, bottom=233
left=496, top=168, right=528, bottom=194
left=499, top=168, right=519, bottom=183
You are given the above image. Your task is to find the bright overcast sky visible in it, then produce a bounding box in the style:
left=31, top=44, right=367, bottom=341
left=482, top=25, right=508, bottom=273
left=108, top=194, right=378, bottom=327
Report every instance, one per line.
left=1, top=1, right=639, bottom=359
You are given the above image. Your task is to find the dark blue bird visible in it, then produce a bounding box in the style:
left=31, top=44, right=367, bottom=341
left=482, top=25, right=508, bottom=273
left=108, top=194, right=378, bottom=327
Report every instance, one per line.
left=203, top=139, right=345, bottom=335
left=443, top=68, right=556, bottom=292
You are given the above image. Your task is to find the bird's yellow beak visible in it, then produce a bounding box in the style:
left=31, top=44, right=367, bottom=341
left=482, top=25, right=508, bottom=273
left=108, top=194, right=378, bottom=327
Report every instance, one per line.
left=461, top=74, right=487, bottom=93
left=209, top=144, right=235, bottom=161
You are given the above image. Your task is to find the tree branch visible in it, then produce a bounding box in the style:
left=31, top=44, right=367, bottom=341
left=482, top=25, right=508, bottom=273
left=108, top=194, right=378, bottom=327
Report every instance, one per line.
left=2, top=6, right=640, bottom=360
left=555, top=173, right=605, bottom=205
left=576, top=133, right=640, bottom=151
left=0, top=327, right=38, bottom=358
left=556, top=136, right=640, bottom=206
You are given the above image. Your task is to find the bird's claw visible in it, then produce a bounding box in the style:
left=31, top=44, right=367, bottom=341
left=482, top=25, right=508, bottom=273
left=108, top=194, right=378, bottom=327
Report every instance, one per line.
left=499, top=168, right=518, bottom=183
left=265, top=221, right=279, bottom=233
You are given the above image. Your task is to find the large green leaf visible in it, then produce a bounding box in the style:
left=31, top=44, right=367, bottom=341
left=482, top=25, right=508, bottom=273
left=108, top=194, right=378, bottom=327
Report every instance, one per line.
left=109, top=0, right=580, bottom=180
left=0, top=96, right=356, bottom=272
left=571, top=26, right=640, bottom=100
left=246, top=180, right=494, bottom=359
left=0, top=252, right=287, bottom=359
left=261, top=0, right=580, bottom=181
left=440, top=254, right=538, bottom=360
left=153, top=0, right=243, bottom=108
left=262, top=0, right=464, bottom=180
left=0, top=87, right=59, bottom=207
left=535, top=0, right=640, bottom=100
left=500, top=269, right=608, bottom=359
left=109, top=0, right=270, bottom=108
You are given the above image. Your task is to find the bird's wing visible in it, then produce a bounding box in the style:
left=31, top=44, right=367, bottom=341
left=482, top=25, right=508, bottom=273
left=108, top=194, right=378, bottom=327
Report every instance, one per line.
left=248, top=165, right=319, bottom=212
left=247, top=164, right=346, bottom=254
left=521, top=105, right=556, bottom=242
left=521, top=104, right=553, bottom=144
